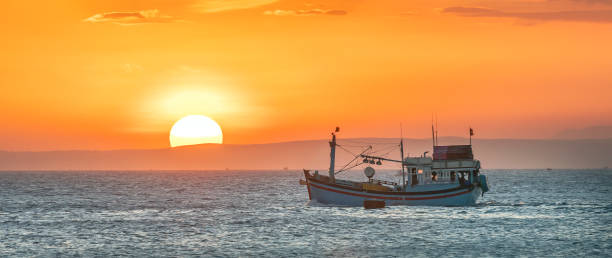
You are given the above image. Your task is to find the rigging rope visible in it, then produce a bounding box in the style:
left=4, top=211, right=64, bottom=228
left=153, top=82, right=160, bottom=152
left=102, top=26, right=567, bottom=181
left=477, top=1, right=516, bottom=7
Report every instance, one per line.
left=336, top=144, right=359, bottom=157
left=368, top=144, right=399, bottom=157
left=340, top=139, right=398, bottom=145
left=335, top=162, right=364, bottom=174
left=334, top=145, right=372, bottom=175
left=334, top=141, right=401, bottom=175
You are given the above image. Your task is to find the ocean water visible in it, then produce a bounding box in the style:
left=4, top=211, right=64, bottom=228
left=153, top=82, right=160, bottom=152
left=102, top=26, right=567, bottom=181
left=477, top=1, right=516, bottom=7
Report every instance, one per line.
left=0, top=170, right=610, bottom=257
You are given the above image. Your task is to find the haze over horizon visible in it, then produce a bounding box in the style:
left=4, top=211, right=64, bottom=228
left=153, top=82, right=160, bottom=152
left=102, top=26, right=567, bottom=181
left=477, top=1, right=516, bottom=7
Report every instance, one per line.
left=2, top=137, right=611, bottom=170
left=1, top=125, right=611, bottom=152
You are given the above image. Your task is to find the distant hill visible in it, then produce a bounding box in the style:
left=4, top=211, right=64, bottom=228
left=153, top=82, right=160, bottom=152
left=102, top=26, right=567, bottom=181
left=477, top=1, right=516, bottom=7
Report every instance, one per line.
left=555, top=126, right=612, bottom=139
left=0, top=137, right=611, bottom=170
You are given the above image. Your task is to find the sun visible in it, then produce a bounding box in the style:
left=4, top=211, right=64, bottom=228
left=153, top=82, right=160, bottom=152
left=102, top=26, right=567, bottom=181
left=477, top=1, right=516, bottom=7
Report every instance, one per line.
left=169, top=115, right=223, bottom=147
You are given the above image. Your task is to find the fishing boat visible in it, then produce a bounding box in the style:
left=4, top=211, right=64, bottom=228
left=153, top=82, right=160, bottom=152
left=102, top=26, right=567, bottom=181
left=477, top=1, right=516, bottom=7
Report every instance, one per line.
left=302, top=127, right=489, bottom=206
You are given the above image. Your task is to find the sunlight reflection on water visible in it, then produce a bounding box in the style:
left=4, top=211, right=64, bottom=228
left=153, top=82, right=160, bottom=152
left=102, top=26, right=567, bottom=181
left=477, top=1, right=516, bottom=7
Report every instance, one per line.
left=0, top=170, right=610, bottom=257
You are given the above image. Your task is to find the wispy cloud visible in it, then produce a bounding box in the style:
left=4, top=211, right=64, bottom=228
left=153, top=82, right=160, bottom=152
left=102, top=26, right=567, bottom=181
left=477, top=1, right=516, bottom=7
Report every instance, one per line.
left=193, top=0, right=278, bottom=13
left=83, top=9, right=178, bottom=25
left=443, top=6, right=612, bottom=23
left=399, top=11, right=416, bottom=16
left=563, top=0, right=612, bottom=5
left=263, top=9, right=347, bottom=16
left=121, top=64, right=144, bottom=73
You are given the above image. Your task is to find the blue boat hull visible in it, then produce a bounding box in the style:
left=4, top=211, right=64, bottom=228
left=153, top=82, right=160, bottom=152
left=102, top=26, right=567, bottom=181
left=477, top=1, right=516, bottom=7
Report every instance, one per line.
left=307, top=179, right=482, bottom=206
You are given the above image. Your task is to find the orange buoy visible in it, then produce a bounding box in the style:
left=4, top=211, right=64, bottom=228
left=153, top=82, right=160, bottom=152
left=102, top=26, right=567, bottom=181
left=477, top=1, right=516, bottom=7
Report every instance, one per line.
left=363, top=200, right=385, bottom=209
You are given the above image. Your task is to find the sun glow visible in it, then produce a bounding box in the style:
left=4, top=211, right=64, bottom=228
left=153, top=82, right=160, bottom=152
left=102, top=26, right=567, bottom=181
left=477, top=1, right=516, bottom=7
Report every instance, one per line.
left=169, top=115, right=223, bottom=147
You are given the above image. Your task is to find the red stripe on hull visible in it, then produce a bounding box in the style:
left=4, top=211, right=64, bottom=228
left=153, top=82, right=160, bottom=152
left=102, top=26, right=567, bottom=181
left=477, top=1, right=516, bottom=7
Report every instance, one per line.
left=306, top=183, right=312, bottom=200
left=309, top=182, right=471, bottom=201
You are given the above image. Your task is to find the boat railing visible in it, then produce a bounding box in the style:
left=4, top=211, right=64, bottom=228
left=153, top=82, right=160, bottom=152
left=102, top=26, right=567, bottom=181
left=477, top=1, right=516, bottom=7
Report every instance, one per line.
left=369, top=179, right=398, bottom=186
left=416, top=171, right=460, bottom=185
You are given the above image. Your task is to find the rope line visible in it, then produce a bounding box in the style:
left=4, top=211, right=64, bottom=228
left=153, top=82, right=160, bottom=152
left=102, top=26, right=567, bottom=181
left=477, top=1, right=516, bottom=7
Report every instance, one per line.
left=335, top=145, right=372, bottom=175
left=339, top=140, right=398, bottom=145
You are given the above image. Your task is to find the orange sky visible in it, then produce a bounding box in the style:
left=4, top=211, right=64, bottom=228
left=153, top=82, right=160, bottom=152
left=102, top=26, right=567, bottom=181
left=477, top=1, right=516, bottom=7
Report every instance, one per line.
left=1, top=0, right=611, bottom=151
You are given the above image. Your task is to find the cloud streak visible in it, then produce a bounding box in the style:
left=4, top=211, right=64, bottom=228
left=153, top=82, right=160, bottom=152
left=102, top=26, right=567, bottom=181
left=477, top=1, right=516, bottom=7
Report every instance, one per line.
left=263, top=9, right=347, bottom=16
left=443, top=6, right=612, bottom=23
left=194, top=0, right=278, bottom=13
left=83, top=9, right=178, bottom=25
left=565, top=0, right=612, bottom=5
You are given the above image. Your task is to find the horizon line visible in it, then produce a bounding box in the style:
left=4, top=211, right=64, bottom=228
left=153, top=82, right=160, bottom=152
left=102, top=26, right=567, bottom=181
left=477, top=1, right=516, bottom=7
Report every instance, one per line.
left=2, top=136, right=612, bottom=153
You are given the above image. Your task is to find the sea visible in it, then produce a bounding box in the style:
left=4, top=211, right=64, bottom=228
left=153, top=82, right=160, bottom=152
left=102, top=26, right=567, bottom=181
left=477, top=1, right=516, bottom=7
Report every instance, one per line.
left=1, top=169, right=610, bottom=257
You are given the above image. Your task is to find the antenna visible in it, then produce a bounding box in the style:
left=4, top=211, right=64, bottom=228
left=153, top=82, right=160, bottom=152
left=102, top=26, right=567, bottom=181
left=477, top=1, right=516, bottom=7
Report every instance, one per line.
left=431, top=115, right=435, bottom=148
left=435, top=114, right=439, bottom=146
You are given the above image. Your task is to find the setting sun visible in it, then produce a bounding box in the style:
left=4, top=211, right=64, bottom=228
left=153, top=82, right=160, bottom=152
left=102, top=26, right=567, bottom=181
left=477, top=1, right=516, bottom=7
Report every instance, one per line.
left=169, top=115, right=223, bottom=147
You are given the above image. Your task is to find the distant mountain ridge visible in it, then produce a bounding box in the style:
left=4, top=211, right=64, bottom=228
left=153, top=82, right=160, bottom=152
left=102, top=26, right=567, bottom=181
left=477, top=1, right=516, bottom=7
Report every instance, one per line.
left=555, top=126, right=612, bottom=139
left=0, top=137, right=611, bottom=170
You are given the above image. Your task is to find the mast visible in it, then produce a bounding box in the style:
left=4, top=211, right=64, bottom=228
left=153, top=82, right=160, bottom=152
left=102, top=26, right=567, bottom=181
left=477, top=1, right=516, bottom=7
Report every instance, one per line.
left=400, top=138, right=406, bottom=191
left=435, top=115, right=439, bottom=146
left=431, top=124, right=436, bottom=148
left=469, top=127, right=473, bottom=145
left=400, top=124, right=406, bottom=191
left=328, top=127, right=339, bottom=183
